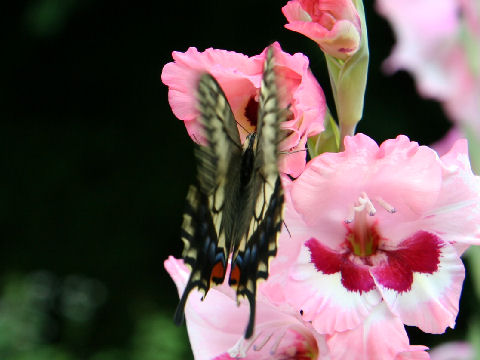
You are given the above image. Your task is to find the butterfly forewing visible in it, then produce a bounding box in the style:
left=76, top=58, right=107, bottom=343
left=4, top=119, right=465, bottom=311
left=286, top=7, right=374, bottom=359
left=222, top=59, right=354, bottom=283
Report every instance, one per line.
left=195, top=74, right=242, bottom=194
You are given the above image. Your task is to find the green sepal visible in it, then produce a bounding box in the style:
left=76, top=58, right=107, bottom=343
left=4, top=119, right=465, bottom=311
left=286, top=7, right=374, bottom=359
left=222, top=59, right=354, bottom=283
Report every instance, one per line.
left=462, top=125, right=480, bottom=174
left=307, top=108, right=340, bottom=158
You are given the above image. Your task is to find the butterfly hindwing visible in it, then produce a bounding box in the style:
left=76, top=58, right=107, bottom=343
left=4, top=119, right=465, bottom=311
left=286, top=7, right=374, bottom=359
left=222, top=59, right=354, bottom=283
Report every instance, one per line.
left=175, top=184, right=225, bottom=324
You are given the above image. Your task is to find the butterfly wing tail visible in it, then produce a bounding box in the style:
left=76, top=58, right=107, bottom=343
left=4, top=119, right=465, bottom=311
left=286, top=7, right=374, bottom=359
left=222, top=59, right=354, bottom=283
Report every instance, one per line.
left=229, top=178, right=284, bottom=338
left=174, top=280, right=197, bottom=325
left=175, top=185, right=228, bottom=325
left=244, top=288, right=256, bottom=339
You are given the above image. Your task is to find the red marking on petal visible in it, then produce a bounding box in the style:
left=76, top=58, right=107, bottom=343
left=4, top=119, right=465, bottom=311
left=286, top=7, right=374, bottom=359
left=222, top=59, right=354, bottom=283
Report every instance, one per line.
left=372, top=231, right=443, bottom=292
left=211, top=262, right=226, bottom=284
left=394, top=231, right=442, bottom=273
left=371, top=256, right=413, bottom=292
left=340, top=260, right=376, bottom=293
left=244, top=96, right=259, bottom=128
left=306, top=238, right=376, bottom=293
left=306, top=238, right=341, bottom=274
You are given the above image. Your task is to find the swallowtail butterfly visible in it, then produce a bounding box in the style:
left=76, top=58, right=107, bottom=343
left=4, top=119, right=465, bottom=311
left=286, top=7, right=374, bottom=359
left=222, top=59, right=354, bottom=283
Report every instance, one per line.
left=175, top=47, right=284, bottom=339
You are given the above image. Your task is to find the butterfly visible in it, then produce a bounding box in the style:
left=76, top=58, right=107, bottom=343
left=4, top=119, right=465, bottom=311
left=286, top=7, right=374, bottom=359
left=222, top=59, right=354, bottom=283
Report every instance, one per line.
left=174, top=46, right=285, bottom=339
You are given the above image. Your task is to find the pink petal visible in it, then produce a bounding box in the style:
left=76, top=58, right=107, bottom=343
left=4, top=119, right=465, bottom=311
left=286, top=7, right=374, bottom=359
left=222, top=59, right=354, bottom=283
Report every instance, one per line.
left=213, top=323, right=328, bottom=360
left=440, top=138, right=471, bottom=171
left=326, top=303, right=429, bottom=359
left=429, top=341, right=475, bottom=360
left=164, top=257, right=246, bottom=360
left=417, top=139, right=480, bottom=249
left=373, top=241, right=465, bottom=333
left=396, top=347, right=431, bottom=360
left=164, top=255, right=189, bottom=294
left=284, top=244, right=382, bottom=333
left=373, top=136, right=442, bottom=225
left=291, top=134, right=443, bottom=250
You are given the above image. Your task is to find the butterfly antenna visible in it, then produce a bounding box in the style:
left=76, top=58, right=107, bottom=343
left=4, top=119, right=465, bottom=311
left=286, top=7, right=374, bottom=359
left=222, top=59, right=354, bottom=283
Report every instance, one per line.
left=283, top=220, right=291, bottom=238
left=235, top=119, right=251, bottom=136
left=279, top=149, right=307, bottom=155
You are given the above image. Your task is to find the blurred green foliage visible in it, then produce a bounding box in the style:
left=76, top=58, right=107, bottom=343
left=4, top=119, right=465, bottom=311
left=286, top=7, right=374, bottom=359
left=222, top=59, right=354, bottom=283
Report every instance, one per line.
left=0, top=273, right=192, bottom=359
left=23, top=0, right=82, bottom=38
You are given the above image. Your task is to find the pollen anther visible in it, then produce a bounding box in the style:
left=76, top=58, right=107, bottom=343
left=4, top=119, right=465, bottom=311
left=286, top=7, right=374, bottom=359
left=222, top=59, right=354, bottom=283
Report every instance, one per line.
left=376, top=196, right=397, bottom=213
left=353, top=192, right=376, bottom=216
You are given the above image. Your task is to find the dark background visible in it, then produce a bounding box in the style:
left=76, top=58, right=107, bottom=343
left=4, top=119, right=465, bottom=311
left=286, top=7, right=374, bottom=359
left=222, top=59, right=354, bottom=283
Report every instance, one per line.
left=1, top=1, right=468, bottom=359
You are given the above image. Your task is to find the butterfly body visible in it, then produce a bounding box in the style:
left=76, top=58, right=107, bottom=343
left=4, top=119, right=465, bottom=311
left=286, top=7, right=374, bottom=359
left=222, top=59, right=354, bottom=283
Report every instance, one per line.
left=175, top=47, right=284, bottom=339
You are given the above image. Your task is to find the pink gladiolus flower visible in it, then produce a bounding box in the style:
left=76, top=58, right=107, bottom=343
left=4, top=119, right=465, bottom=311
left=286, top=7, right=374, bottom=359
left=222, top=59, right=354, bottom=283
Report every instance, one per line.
left=376, top=0, right=480, bottom=134
left=282, top=0, right=362, bottom=60
left=164, top=256, right=330, bottom=360
left=376, top=0, right=460, bottom=98
left=275, top=134, right=480, bottom=336
left=262, top=178, right=430, bottom=359
left=161, top=42, right=326, bottom=177
left=429, top=341, right=475, bottom=360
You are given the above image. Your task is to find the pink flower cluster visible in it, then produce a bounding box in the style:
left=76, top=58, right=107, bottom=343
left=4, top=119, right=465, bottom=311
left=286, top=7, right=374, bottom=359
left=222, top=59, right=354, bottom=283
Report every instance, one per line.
left=161, top=1, right=480, bottom=358
left=376, top=0, right=480, bottom=135
left=164, top=130, right=480, bottom=359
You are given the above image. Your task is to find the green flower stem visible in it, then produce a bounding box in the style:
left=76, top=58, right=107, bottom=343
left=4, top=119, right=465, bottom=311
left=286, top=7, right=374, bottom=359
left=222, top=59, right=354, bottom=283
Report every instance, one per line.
left=325, top=0, right=369, bottom=150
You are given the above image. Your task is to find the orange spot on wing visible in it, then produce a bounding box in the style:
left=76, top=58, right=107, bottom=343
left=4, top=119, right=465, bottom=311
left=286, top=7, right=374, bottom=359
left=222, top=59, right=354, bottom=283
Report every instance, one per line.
left=229, top=264, right=241, bottom=285
left=211, top=262, right=226, bottom=283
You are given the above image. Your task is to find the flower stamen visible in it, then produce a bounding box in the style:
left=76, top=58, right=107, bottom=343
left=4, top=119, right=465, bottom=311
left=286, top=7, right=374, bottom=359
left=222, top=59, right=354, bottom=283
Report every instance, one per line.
left=270, top=330, right=286, bottom=355
left=376, top=196, right=397, bottom=213
left=353, top=192, right=376, bottom=216
left=345, top=193, right=384, bottom=257
left=253, top=332, right=273, bottom=351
